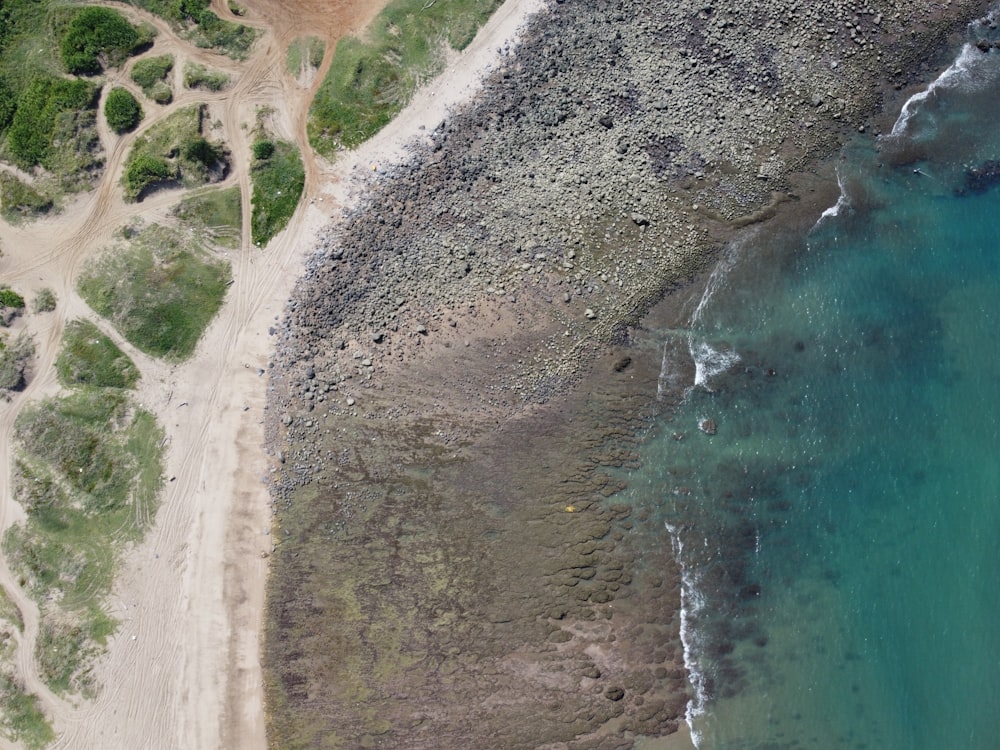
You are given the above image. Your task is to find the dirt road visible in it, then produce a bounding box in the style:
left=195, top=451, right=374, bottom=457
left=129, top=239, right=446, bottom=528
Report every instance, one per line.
left=0, top=0, right=543, bottom=747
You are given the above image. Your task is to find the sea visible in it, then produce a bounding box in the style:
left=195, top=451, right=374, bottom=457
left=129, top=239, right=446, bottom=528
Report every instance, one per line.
left=628, top=13, right=1000, bottom=750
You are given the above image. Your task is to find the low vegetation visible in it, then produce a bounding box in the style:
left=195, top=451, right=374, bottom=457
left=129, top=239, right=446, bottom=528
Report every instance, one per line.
left=32, top=288, right=57, bottom=313
left=251, top=138, right=304, bottom=246
left=126, top=0, right=258, bottom=59
left=6, top=385, right=163, bottom=695
left=131, top=54, right=174, bottom=103
left=309, top=0, right=502, bottom=155
left=121, top=104, right=228, bottom=201
left=56, top=319, right=140, bottom=389
left=286, top=36, right=325, bottom=77
left=77, top=223, right=231, bottom=360
left=0, top=332, right=33, bottom=391
left=59, top=6, right=153, bottom=76
left=0, top=174, right=53, bottom=221
left=0, top=672, right=54, bottom=750
left=6, top=77, right=97, bottom=170
left=173, top=186, right=242, bottom=248
left=183, top=61, right=229, bottom=91
left=105, top=87, right=143, bottom=134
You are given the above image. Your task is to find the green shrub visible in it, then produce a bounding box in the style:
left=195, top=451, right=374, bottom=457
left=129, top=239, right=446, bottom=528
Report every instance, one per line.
left=104, top=88, right=142, bottom=133
left=60, top=7, right=148, bottom=75
left=7, top=77, right=96, bottom=169
left=131, top=54, right=174, bottom=93
left=251, top=140, right=304, bottom=246
left=122, top=154, right=174, bottom=201
left=252, top=139, right=274, bottom=160
left=0, top=288, right=25, bottom=310
left=0, top=78, right=16, bottom=131
left=56, top=319, right=139, bottom=389
left=183, top=136, right=223, bottom=166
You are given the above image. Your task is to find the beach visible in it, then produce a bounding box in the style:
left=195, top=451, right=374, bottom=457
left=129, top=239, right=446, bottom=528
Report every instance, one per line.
left=0, top=0, right=992, bottom=747
left=263, top=0, right=994, bottom=747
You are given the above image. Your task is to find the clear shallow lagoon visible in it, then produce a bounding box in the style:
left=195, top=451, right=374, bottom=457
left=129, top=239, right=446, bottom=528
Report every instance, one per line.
left=631, top=15, right=1000, bottom=750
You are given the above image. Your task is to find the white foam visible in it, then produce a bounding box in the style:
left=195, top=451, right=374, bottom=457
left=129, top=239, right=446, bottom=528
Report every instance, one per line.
left=691, top=340, right=740, bottom=390
left=666, top=522, right=709, bottom=749
left=890, top=43, right=989, bottom=137
left=818, top=168, right=849, bottom=221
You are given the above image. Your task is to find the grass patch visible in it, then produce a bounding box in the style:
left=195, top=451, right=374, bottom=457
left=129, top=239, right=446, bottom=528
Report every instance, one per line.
left=126, top=0, right=258, bottom=59
left=183, top=61, right=229, bottom=91
left=6, top=388, right=163, bottom=695
left=56, top=319, right=139, bottom=389
left=286, top=35, right=325, bottom=77
left=121, top=104, right=228, bottom=201
left=308, top=0, right=502, bottom=155
left=77, top=223, right=231, bottom=360
left=0, top=672, right=54, bottom=750
left=250, top=139, right=304, bottom=246
left=130, top=53, right=173, bottom=102
left=173, top=186, right=242, bottom=248
left=0, top=173, right=53, bottom=221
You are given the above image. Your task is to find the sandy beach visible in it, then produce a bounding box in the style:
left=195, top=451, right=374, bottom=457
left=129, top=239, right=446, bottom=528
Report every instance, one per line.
left=0, top=0, right=993, bottom=748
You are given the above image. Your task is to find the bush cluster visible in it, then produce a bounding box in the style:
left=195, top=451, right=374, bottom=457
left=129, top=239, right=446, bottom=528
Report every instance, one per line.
left=105, top=88, right=143, bottom=133
left=131, top=54, right=174, bottom=90
left=123, top=154, right=175, bottom=201
left=6, top=77, right=96, bottom=169
left=60, top=7, right=149, bottom=75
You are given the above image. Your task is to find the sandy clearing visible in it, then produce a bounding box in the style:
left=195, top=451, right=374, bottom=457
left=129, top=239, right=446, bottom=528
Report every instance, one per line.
left=0, top=0, right=547, bottom=747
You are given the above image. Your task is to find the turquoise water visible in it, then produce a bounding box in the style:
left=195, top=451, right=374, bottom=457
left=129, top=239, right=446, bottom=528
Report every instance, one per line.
left=632, top=20, right=1000, bottom=750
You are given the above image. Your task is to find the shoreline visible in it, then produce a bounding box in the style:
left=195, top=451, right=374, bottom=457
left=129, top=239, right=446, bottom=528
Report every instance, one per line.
left=264, top=0, right=994, bottom=747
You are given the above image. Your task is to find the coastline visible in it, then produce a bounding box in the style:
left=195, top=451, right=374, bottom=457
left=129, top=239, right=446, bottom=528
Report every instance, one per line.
left=264, top=1, right=994, bottom=748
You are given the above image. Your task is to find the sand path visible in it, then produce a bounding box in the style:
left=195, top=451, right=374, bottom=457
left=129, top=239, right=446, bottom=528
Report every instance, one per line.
left=0, top=0, right=544, bottom=747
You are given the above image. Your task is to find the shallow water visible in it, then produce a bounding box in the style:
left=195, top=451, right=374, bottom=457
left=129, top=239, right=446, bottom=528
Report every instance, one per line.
left=629, top=15, right=1000, bottom=750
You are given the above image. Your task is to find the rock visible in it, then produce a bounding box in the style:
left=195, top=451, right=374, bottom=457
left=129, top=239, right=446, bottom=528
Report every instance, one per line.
left=598, top=114, right=615, bottom=129
left=372, top=331, right=385, bottom=343
left=699, top=418, right=717, bottom=435
left=605, top=686, right=625, bottom=701
left=630, top=212, right=650, bottom=226
left=584, top=308, right=596, bottom=319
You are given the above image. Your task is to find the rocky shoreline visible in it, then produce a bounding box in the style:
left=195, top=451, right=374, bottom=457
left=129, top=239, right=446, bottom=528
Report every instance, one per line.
left=263, top=0, right=993, bottom=748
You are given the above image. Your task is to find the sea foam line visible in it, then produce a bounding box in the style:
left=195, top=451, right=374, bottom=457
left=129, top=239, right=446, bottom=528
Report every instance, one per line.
left=890, top=42, right=985, bottom=137
left=666, top=522, right=709, bottom=749
left=818, top=168, right=849, bottom=222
